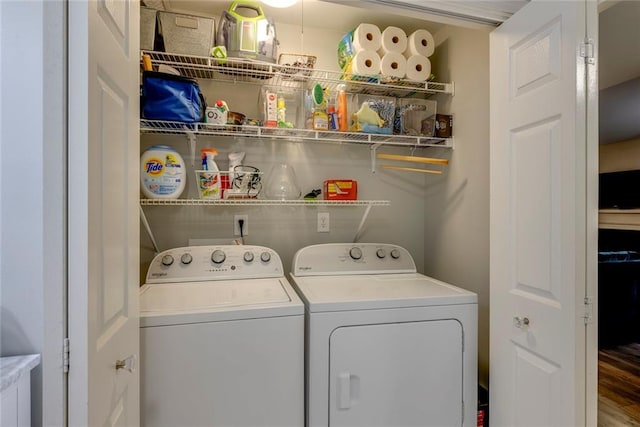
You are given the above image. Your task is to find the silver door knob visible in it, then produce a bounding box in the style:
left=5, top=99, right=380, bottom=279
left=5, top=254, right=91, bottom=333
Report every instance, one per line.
left=513, top=316, right=530, bottom=329
left=115, top=355, right=137, bottom=373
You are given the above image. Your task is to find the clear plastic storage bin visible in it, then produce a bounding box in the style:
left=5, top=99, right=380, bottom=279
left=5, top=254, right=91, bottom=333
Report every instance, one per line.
left=394, top=98, right=437, bottom=136
left=348, top=94, right=396, bottom=135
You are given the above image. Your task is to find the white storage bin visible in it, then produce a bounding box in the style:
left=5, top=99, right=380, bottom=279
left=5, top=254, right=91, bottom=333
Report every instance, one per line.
left=158, top=11, right=215, bottom=57
left=140, top=7, right=157, bottom=51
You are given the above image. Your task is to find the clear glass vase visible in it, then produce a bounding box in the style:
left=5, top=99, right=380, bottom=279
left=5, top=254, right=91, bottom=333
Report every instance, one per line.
left=264, top=163, right=301, bottom=200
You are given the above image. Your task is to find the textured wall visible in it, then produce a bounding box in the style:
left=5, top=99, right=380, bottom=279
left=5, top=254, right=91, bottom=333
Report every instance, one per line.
left=426, top=25, right=491, bottom=387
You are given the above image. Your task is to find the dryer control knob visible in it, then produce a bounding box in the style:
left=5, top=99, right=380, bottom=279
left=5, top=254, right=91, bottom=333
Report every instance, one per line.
left=161, top=254, right=174, bottom=266
left=390, top=249, right=401, bottom=259
left=180, top=253, right=193, bottom=265
left=349, top=247, right=363, bottom=260
left=260, top=251, right=271, bottom=263
left=244, top=251, right=254, bottom=263
left=211, top=250, right=226, bottom=264
left=376, top=249, right=387, bottom=259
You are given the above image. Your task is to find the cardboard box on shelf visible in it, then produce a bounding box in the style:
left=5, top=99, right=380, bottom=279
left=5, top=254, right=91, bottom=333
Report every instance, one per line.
left=324, top=180, right=357, bottom=200
left=435, top=114, right=453, bottom=138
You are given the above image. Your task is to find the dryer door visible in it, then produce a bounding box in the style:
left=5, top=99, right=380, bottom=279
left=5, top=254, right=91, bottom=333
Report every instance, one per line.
left=329, top=320, right=463, bottom=426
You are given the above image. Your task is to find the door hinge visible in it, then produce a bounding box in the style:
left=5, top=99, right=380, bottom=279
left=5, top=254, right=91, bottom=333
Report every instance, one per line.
left=583, top=296, right=594, bottom=325
left=63, top=338, right=70, bottom=374
left=580, top=41, right=595, bottom=65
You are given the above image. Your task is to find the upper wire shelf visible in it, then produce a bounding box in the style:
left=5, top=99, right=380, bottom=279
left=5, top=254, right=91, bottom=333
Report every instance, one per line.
left=142, top=51, right=454, bottom=97
left=140, top=119, right=453, bottom=148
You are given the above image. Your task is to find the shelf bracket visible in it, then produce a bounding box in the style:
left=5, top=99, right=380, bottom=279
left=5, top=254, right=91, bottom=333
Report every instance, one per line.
left=140, top=205, right=160, bottom=254
left=370, top=143, right=382, bottom=173
left=185, top=129, right=197, bottom=167
left=353, top=204, right=373, bottom=243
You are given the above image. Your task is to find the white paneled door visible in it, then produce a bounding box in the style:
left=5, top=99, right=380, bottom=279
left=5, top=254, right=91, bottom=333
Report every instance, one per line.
left=68, top=0, right=140, bottom=425
left=490, top=1, right=597, bottom=426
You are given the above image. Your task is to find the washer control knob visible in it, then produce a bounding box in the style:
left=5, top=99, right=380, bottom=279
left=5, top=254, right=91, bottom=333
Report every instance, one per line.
left=211, top=250, right=226, bottom=264
left=349, top=247, right=363, bottom=260
left=161, top=254, right=174, bottom=266
left=390, top=249, right=401, bottom=259
left=376, top=249, right=387, bottom=259
left=260, top=251, right=271, bottom=263
left=244, top=251, right=254, bottom=263
left=180, top=253, right=193, bottom=265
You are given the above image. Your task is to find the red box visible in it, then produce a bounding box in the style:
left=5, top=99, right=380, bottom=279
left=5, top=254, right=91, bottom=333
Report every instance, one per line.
left=324, top=180, right=357, bottom=200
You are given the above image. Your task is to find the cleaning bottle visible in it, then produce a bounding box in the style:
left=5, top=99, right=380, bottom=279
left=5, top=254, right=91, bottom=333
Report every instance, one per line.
left=304, top=89, right=314, bottom=129
left=277, top=96, right=287, bottom=127
left=199, top=148, right=222, bottom=199
left=312, top=83, right=328, bottom=131
left=337, top=84, right=348, bottom=131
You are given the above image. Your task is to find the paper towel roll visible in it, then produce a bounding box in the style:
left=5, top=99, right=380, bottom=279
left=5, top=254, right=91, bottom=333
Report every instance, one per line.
left=378, top=26, right=408, bottom=54
left=405, top=29, right=435, bottom=58
left=351, top=50, right=381, bottom=76
left=405, top=55, right=431, bottom=82
left=379, top=51, right=406, bottom=79
left=352, top=23, right=382, bottom=52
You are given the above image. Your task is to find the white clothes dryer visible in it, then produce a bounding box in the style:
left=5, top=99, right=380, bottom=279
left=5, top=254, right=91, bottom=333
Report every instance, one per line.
left=289, top=243, right=478, bottom=427
left=140, top=245, right=304, bottom=427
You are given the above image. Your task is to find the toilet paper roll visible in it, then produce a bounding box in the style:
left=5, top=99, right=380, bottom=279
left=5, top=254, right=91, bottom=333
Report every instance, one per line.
left=352, top=23, right=382, bottom=52
left=405, top=55, right=431, bottom=82
left=379, top=51, right=407, bottom=79
left=378, top=26, right=408, bottom=55
left=350, top=50, right=381, bottom=76
left=405, top=29, right=435, bottom=58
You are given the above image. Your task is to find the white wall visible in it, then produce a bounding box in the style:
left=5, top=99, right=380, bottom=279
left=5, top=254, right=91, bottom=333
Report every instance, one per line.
left=426, top=25, right=491, bottom=387
left=598, top=0, right=640, bottom=90
left=0, top=3, right=45, bottom=426
left=0, top=2, right=66, bottom=426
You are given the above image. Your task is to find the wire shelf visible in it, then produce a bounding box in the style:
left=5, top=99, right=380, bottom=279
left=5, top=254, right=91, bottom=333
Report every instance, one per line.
left=140, top=119, right=453, bottom=149
left=142, top=51, right=454, bottom=97
left=140, top=199, right=391, bottom=207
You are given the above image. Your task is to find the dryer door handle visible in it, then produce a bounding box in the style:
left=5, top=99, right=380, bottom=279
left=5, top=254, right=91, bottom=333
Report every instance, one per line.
left=337, top=372, right=359, bottom=409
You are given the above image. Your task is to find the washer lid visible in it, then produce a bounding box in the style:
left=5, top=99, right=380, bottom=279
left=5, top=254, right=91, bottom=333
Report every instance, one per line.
left=290, top=273, right=477, bottom=312
left=140, top=277, right=303, bottom=327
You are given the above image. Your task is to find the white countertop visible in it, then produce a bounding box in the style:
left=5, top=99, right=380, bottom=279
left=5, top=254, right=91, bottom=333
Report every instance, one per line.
left=1, top=354, right=40, bottom=393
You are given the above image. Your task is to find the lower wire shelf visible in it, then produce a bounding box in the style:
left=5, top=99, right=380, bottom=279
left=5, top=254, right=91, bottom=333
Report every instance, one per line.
left=139, top=198, right=390, bottom=206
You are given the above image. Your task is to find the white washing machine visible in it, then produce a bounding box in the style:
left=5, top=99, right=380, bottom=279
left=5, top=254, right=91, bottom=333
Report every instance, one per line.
left=289, top=243, right=478, bottom=427
left=140, top=245, right=304, bottom=427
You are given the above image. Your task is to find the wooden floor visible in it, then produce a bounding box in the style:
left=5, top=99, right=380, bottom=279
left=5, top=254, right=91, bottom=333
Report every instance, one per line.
left=599, top=343, right=640, bottom=426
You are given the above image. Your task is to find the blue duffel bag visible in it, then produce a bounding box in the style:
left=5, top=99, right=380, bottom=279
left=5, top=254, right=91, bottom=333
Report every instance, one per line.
left=141, top=71, right=206, bottom=123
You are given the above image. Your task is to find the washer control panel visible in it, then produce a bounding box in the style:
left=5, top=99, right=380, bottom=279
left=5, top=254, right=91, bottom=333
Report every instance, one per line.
left=292, top=243, right=416, bottom=276
left=146, top=245, right=284, bottom=283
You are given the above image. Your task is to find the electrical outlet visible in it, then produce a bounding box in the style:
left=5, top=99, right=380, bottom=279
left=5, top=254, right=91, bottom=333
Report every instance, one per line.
left=234, top=215, right=248, bottom=236
left=317, top=212, right=330, bottom=233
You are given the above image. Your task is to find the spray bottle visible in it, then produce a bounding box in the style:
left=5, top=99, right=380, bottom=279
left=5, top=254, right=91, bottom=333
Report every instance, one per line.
left=199, top=148, right=221, bottom=199
left=337, top=83, right=348, bottom=131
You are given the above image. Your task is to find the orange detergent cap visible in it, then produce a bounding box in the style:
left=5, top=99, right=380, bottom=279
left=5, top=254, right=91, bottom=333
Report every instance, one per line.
left=200, top=148, right=219, bottom=155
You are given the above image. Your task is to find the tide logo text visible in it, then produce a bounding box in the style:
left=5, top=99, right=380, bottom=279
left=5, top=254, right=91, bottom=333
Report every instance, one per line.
left=145, top=158, right=164, bottom=176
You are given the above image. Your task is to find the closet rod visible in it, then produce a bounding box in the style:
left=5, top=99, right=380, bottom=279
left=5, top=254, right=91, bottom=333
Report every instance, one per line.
left=376, top=153, right=449, bottom=165
left=381, top=165, right=443, bottom=175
